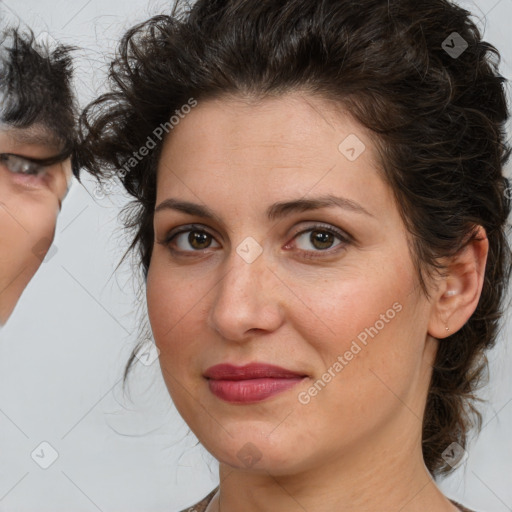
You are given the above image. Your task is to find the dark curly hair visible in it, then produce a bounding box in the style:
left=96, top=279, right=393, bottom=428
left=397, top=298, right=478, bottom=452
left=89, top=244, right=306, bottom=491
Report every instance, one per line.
left=78, top=0, right=511, bottom=477
left=0, top=27, right=79, bottom=176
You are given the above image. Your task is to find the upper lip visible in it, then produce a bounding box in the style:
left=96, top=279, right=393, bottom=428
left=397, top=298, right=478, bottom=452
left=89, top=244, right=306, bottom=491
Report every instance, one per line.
left=204, top=363, right=306, bottom=380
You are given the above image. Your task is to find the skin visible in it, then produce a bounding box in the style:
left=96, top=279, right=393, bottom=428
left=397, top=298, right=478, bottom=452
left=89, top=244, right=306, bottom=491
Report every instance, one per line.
left=0, top=125, right=72, bottom=325
left=146, top=92, right=488, bottom=512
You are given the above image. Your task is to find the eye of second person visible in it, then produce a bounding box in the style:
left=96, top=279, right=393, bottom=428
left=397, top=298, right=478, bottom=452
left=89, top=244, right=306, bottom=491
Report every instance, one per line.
left=0, top=154, right=43, bottom=175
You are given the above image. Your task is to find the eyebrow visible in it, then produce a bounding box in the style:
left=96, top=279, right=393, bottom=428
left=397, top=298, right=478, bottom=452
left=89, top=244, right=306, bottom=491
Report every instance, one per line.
left=0, top=125, right=62, bottom=149
left=154, top=194, right=374, bottom=221
left=266, top=194, right=374, bottom=220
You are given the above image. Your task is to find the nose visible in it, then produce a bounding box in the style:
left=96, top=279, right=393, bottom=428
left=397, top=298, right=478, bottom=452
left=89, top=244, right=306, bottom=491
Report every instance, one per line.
left=207, top=247, right=285, bottom=342
left=57, top=159, right=73, bottom=205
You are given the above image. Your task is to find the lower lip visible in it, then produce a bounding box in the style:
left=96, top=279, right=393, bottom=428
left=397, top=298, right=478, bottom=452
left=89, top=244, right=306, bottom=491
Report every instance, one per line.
left=208, top=377, right=305, bottom=404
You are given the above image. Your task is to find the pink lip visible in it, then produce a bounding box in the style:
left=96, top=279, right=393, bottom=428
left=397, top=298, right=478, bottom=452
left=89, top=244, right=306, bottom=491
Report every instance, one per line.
left=204, top=363, right=307, bottom=404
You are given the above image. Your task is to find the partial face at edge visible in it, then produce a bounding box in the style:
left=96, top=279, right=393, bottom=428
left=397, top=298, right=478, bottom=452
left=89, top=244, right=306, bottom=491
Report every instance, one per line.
left=0, top=125, right=72, bottom=325
left=146, top=92, right=439, bottom=475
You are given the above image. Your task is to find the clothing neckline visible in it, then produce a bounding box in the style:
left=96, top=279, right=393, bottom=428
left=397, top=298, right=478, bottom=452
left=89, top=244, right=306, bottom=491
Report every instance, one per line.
left=182, top=487, right=475, bottom=512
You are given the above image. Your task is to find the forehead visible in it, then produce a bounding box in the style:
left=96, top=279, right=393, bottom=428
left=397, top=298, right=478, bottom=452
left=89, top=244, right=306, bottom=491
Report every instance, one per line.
left=157, top=92, right=383, bottom=187
left=163, top=91, right=380, bottom=164
left=0, top=124, right=63, bottom=151
left=154, top=93, right=398, bottom=228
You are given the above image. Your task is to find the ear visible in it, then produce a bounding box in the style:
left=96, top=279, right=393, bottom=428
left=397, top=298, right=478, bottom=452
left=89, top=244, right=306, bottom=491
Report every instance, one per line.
left=428, top=226, right=488, bottom=339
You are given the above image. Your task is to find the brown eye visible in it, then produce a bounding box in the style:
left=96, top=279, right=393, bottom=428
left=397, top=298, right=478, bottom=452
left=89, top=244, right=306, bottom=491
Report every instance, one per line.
left=294, top=227, right=346, bottom=252
left=309, top=230, right=335, bottom=250
left=188, top=230, right=213, bottom=249
left=166, top=227, right=221, bottom=253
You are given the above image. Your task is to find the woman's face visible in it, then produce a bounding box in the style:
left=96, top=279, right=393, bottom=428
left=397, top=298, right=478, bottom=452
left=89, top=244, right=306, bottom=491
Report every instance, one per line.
left=147, top=93, right=440, bottom=475
left=0, top=126, right=71, bottom=325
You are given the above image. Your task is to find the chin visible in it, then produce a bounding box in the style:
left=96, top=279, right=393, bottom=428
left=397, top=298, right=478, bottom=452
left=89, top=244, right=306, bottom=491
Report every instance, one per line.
left=199, top=425, right=308, bottom=474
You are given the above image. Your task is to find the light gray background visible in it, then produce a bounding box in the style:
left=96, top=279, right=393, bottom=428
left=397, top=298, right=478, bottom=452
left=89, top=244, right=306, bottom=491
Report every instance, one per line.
left=0, top=0, right=510, bottom=511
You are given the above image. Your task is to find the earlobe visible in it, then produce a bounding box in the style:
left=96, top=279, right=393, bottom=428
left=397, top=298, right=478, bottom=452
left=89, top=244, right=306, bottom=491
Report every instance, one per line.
left=427, top=226, right=489, bottom=339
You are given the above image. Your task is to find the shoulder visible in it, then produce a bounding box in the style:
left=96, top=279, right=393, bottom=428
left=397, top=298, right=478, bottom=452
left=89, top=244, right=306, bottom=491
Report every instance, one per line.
left=179, top=487, right=218, bottom=512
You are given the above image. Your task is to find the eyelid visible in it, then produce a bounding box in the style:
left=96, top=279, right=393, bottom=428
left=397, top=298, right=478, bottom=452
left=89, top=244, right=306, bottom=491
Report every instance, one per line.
left=0, top=152, right=68, bottom=170
left=0, top=153, right=45, bottom=175
left=159, top=226, right=221, bottom=256
left=281, top=224, right=351, bottom=260
left=162, top=223, right=220, bottom=246
left=288, top=221, right=352, bottom=243
left=3, top=152, right=69, bottom=167
left=163, top=219, right=351, bottom=240
left=160, top=221, right=352, bottom=256
left=0, top=153, right=44, bottom=175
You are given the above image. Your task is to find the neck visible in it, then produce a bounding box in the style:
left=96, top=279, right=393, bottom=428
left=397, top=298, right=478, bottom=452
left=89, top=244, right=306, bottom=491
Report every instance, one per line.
left=206, top=423, right=459, bottom=512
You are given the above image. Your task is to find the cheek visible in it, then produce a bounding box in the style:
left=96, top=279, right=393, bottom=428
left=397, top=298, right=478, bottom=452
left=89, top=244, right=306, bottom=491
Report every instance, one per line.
left=146, top=259, right=209, bottom=365
left=0, top=199, right=56, bottom=323
left=285, top=258, right=415, bottom=354
left=288, top=257, right=427, bottom=414
left=146, top=263, right=212, bottom=418
left=0, top=198, right=57, bottom=268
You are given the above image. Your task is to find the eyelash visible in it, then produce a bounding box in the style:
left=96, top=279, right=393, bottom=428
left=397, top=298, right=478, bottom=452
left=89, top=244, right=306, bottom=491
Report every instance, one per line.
left=160, top=223, right=351, bottom=259
left=0, top=153, right=46, bottom=178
